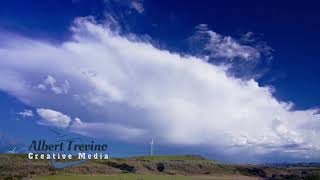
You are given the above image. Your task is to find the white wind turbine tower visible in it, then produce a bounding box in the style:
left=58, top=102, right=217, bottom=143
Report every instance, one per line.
left=150, top=139, right=154, bottom=156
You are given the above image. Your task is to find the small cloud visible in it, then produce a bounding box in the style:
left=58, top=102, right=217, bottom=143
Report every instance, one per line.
left=131, top=0, right=144, bottom=14
left=188, top=24, right=273, bottom=79
left=36, top=108, right=71, bottom=128
left=37, top=84, right=47, bottom=90
left=240, top=31, right=274, bottom=61
left=37, top=75, right=70, bottom=94
left=44, top=75, right=56, bottom=85
left=190, top=24, right=261, bottom=61
left=195, top=24, right=209, bottom=32
left=17, top=109, right=34, bottom=117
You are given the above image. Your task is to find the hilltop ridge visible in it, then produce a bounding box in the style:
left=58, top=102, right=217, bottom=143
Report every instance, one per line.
left=1, top=154, right=320, bottom=179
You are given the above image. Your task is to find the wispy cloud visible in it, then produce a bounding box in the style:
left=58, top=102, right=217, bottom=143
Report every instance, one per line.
left=195, top=24, right=261, bottom=61
left=37, top=75, right=70, bottom=94
left=17, top=109, right=34, bottom=117
left=131, top=0, right=144, bottom=14
left=188, top=24, right=273, bottom=79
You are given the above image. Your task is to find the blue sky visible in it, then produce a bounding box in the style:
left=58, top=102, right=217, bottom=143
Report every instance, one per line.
left=0, top=0, right=320, bottom=163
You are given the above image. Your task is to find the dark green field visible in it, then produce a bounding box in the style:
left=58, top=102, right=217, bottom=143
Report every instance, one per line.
left=34, top=174, right=258, bottom=180
left=1, top=154, right=320, bottom=180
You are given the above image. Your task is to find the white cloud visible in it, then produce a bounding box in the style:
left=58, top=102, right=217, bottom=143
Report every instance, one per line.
left=190, top=24, right=262, bottom=61
left=205, top=31, right=260, bottom=61
left=37, top=75, right=70, bottom=94
left=36, top=108, right=71, bottom=128
left=69, top=117, right=145, bottom=140
left=0, top=17, right=319, bottom=161
left=188, top=24, right=274, bottom=80
left=37, top=84, right=47, bottom=90
left=131, top=0, right=144, bottom=14
left=17, top=109, right=34, bottom=117
left=35, top=108, right=145, bottom=140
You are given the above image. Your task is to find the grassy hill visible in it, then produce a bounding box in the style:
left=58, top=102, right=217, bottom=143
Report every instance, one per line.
left=1, top=154, right=320, bottom=180
left=129, top=155, right=208, bottom=161
left=33, top=174, right=258, bottom=180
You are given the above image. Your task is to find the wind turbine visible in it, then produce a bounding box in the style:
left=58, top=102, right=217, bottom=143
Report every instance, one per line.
left=150, top=139, right=154, bottom=156
left=8, top=147, right=16, bottom=154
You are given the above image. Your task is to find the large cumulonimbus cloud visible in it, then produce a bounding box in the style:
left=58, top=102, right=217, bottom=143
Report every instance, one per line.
left=0, top=17, right=319, bottom=161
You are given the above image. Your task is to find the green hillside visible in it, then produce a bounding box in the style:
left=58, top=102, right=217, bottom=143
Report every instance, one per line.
left=129, top=155, right=215, bottom=161
left=1, top=154, right=320, bottom=180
